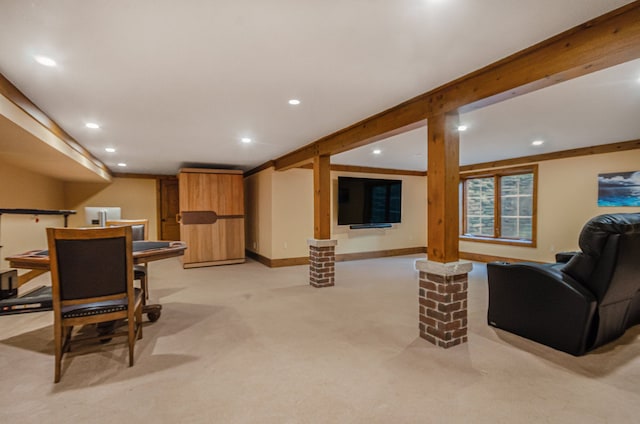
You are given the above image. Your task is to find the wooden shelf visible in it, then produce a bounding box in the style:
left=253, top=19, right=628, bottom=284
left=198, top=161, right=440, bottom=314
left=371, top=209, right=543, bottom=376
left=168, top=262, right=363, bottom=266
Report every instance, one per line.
left=0, top=208, right=76, bottom=216
left=0, top=209, right=76, bottom=227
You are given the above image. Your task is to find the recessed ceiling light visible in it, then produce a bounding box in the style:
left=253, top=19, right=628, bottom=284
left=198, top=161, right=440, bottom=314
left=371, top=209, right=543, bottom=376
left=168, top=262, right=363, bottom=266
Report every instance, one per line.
left=85, top=122, right=100, bottom=129
left=117, top=163, right=127, bottom=167
left=241, top=137, right=252, bottom=143
left=457, top=125, right=468, bottom=132
left=105, top=147, right=116, bottom=153
left=531, top=140, right=545, bottom=146
left=373, top=149, right=382, bottom=155
left=34, top=55, right=56, bottom=67
left=288, top=99, right=301, bottom=105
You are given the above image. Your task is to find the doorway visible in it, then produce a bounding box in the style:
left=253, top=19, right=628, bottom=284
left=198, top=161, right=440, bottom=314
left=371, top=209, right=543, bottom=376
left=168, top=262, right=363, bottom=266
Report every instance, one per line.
left=158, top=177, right=180, bottom=241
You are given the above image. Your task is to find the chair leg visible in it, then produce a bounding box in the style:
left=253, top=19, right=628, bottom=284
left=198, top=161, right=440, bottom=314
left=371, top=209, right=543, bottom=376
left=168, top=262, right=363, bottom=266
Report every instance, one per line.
left=128, top=314, right=135, bottom=367
left=54, top=321, right=63, bottom=383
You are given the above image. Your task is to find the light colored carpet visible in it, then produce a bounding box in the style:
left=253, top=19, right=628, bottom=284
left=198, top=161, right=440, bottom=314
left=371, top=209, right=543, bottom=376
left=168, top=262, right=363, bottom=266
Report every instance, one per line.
left=1, top=255, right=639, bottom=423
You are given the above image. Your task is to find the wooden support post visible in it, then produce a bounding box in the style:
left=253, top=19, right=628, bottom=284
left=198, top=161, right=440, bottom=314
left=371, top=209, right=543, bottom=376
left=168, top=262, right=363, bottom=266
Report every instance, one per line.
left=309, top=155, right=336, bottom=287
left=427, top=113, right=460, bottom=263
left=419, top=112, right=471, bottom=348
left=313, top=155, right=331, bottom=240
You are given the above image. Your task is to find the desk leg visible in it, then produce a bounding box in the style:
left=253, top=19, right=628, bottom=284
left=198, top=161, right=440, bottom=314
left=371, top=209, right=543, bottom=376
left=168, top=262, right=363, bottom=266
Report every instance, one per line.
left=18, top=270, right=47, bottom=287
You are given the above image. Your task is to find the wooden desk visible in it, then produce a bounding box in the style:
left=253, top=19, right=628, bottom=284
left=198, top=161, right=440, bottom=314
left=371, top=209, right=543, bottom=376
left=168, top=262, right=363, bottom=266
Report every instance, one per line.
left=5, top=240, right=187, bottom=321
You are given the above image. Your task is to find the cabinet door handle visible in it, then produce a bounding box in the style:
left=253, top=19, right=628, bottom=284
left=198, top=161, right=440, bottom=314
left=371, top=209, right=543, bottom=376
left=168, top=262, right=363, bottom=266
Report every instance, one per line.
left=176, top=214, right=182, bottom=223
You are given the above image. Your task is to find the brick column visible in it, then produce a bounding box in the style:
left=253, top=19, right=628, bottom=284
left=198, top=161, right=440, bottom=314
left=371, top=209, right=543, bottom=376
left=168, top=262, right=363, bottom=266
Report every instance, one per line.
left=307, top=239, right=337, bottom=288
left=415, top=260, right=473, bottom=348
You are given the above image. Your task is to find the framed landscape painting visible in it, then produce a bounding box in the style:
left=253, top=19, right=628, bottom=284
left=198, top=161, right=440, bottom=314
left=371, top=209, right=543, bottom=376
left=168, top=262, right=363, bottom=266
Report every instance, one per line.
left=597, top=171, right=640, bottom=207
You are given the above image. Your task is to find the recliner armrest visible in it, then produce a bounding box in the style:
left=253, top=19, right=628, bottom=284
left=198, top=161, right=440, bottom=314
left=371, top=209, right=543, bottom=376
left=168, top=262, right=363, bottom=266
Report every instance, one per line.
left=555, top=251, right=579, bottom=263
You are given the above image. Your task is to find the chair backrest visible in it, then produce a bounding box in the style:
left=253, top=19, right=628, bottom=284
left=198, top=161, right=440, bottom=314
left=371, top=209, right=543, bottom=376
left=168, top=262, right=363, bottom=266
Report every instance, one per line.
left=106, top=219, right=149, bottom=241
left=562, top=213, right=640, bottom=348
left=47, top=227, right=134, bottom=304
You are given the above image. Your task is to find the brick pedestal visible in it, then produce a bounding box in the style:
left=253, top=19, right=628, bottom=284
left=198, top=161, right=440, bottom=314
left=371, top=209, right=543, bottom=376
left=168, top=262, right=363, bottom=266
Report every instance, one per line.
left=415, top=260, right=473, bottom=348
left=307, top=239, right=337, bottom=288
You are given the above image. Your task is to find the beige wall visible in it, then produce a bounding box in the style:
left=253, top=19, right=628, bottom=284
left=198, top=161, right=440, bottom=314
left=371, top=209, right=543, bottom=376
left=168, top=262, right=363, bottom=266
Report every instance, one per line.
left=0, top=160, right=66, bottom=267
left=247, top=149, right=640, bottom=264
left=331, top=171, right=427, bottom=256
left=0, top=167, right=158, bottom=267
left=271, top=168, right=313, bottom=259
left=64, top=177, right=158, bottom=239
left=244, top=168, right=274, bottom=258
left=245, top=167, right=427, bottom=260
left=4, top=147, right=636, bottom=269
left=460, top=149, right=640, bottom=262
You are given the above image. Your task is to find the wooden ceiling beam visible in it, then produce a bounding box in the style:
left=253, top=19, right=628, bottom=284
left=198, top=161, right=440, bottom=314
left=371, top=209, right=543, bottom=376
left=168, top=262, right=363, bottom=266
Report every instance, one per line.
left=272, top=1, right=640, bottom=171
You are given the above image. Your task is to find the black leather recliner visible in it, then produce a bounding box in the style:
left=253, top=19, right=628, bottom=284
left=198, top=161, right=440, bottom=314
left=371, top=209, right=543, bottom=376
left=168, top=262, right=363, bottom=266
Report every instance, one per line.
left=487, top=213, right=640, bottom=356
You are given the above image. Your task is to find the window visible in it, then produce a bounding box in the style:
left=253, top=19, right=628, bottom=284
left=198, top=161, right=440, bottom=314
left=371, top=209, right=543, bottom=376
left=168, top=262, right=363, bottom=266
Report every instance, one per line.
left=461, top=165, right=537, bottom=246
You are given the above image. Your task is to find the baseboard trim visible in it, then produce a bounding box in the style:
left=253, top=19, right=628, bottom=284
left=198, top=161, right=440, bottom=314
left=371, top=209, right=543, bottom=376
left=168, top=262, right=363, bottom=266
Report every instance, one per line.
left=459, top=251, right=540, bottom=264
left=335, top=247, right=426, bottom=262
left=245, top=250, right=309, bottom=267
left=245, top=250, right=273, bottom=266
left=246, top=248, right=539, bottom=268
left=183, top=258, right=246, bottom=268
left=246, top=247, right=426, bottom=268
left=271, top=257, right=310, bottom=267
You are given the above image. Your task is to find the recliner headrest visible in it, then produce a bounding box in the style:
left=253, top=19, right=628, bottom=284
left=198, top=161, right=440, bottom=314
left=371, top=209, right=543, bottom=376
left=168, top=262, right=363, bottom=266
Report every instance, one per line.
left=579, top=213, right=640, bottom=257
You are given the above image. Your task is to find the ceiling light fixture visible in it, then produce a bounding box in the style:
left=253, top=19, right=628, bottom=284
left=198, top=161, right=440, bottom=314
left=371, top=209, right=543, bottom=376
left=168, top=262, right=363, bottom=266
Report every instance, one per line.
left=531, top=140, right=545, bottom=146
left=457, top=125, right=468, bottom=132
left=117, top=163, right=127, bottom=167
left=373, top=149, right=382, bottom=155
left=288, top=99, right=301, bottom=105
left=241, top=137, right=252, bottom=143
left=34, top=55, right=57, bottom=67
left=105, top=147, right=116, bottom=153
left=85, top=122, right=100, bottom=129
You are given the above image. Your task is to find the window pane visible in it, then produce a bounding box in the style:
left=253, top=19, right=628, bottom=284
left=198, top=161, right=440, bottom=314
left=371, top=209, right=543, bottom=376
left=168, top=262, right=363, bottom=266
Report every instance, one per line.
left=501, top=217, right=517, bottom=238
left=465, top=177, right=494, bottom=237
left=501, top=176, right=518, bottom=195
left=480, top=217, right=495, bottom=236
left=468, top=197, right=482, bottom=215
left=519, top=196, right=532, bottom=216
left=519, top=218, right=532, bottom=239
left=500, top=174, right=534, bottom=240
left=467, top=217, right=482, bottom=235
left=501, top=197, right=518, bottom=217
left=520, top=174, right=533, bottom=193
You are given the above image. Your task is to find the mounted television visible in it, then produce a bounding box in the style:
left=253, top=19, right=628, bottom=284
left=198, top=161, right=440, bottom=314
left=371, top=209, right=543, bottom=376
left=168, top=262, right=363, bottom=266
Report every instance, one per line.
left=84, top=206, right=122, bottom=226
left=338, top=177, right=402, bottom=227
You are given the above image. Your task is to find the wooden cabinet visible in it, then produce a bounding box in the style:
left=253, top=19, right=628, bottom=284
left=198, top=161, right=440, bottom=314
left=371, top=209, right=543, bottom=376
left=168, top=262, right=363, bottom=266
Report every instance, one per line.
left=178, top=168, right=245, bottom=268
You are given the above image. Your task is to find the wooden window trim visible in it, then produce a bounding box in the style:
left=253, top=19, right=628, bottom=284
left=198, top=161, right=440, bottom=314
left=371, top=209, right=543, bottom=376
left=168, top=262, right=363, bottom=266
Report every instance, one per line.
left=460, top=165, right=538, bottom=248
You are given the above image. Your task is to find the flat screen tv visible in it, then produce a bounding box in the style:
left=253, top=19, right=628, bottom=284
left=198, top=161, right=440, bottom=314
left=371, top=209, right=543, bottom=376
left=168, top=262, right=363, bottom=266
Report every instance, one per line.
left=338, top=177, right=402, bottom=226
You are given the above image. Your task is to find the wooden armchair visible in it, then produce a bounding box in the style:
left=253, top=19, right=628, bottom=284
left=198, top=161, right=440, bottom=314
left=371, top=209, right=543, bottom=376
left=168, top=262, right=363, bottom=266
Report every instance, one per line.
left=106, top=219, right=150, bottom=304
left=106, top=219, right=149, bottom=240
left=47, top=226, right=143, bottom=383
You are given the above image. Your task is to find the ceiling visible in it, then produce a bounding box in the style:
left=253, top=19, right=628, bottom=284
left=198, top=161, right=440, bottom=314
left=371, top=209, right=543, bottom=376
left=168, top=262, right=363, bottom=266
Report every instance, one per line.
left=333, top=58, right=640, bottom=170
left=0, top=0, right=638, bottom=177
